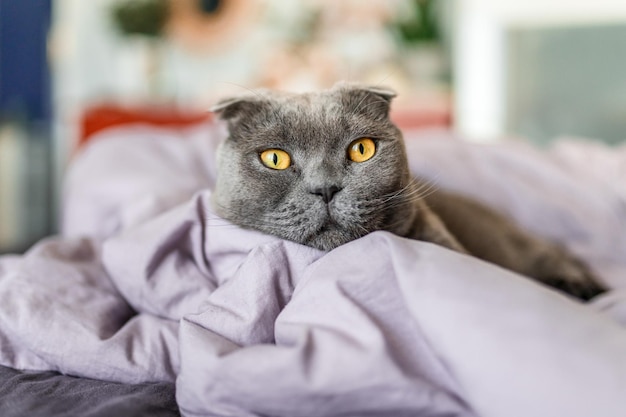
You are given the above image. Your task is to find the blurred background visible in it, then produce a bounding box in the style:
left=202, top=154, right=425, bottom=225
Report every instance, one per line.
left=1, top=0, right=626, bottom=253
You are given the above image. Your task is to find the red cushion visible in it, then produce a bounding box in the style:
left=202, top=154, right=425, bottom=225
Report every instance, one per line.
left=79, top=105, right=213, bottom=148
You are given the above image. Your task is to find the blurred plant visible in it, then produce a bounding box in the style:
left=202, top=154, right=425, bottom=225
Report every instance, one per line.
left=198, top=0, right=221, bottom=14
left=290, top=8, right=322, bottom=47
left=392, top=0, right=440, bottom=46
left=264, top=2, right=321, bottom=47
left=110, top=0, right=172, bottom=97
left=111, top=0, right=169, bottom=38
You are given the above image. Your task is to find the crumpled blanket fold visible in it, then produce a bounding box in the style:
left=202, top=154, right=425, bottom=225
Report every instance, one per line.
left=1, top=125, right=625, bottom=417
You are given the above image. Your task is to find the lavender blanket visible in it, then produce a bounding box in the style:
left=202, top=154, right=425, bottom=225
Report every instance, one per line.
left=1, top=123, right=625, bottom=417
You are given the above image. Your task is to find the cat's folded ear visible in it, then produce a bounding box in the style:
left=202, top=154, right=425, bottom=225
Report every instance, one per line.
left=210, top=94, right=266, bottom=121
left=334, top=82, right=397, bottom=102
left=359, top=85, right=397, bottom=102
left=334, top=82, right=397, bottom=118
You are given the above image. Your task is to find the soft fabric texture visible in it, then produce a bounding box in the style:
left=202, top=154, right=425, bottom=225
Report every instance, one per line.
left=0, top=124, right=625, bottom=417
left=0, top=365, right=178, bottom=417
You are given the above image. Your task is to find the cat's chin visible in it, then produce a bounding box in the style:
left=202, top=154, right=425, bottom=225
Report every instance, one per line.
left=304, top=233, right=349, bottom=251
left=301, top=222, right=362, bottom=251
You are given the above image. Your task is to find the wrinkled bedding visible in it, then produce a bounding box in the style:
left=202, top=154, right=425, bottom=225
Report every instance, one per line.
left=1, top=123, right=626, bottom=417
left=0, top=364, right=177, bottom=417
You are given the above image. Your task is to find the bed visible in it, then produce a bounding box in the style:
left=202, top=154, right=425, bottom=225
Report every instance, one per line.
left=0, top=108, right=625, bottom=417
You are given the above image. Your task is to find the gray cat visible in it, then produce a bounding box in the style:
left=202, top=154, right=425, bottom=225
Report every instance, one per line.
left=211, top=82, right=604, bottom=300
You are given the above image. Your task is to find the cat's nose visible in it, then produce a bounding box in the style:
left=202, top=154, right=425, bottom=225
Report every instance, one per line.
left=310, top=185, right=342, bottom=203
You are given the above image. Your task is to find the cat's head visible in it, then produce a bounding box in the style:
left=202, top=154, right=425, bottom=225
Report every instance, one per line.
left=211, top=82, right=417, bottom=250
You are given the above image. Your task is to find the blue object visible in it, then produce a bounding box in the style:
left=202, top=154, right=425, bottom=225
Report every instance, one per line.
left=0, top=0, right=52, bottom=121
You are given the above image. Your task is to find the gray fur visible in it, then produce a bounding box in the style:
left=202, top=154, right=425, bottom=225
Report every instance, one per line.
left=211, top=82, right=604, bottom=300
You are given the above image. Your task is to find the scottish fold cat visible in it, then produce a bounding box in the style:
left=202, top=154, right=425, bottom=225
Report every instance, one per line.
left=211, top=82, right=603, bottom=300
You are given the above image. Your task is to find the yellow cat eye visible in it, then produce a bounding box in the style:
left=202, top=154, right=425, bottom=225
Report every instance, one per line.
left=260, top=149, right=291, bottom=170
left=348, top=138, right=376, bottom=163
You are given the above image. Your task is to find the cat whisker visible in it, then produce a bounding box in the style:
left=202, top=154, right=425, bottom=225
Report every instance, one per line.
left=218, top=82, right=268, bottom=101
left=411, top=179, right=441, bottom=201
left=378, top=178, right=423, bottom=203
left=353, top=98, right=391, bottom=116
left=403, top=175, right=442, bottom=199
left=355, top=178, right=441, bottom=220
left=373, top=73, right=393, bottom=88
left=350, top=73, right=395, bottom=115
left=374, top=177, right=439, bottom=206
left=351, top=92, right=372, bottom=118
left=382, top=214, right=419, bottom=233
left=353, top=222, right=370, bottom=236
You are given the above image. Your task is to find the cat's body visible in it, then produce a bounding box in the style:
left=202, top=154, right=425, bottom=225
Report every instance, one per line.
left=211, top=82, right=604, bottom=300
